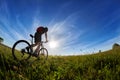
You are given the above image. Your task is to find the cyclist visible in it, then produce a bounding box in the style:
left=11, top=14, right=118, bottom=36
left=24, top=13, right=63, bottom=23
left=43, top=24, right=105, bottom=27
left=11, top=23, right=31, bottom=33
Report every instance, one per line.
left=33, top=26, right=48, bottom=56
left=35, top=26, right=48, bottom=44
left=21, top=26, right=48, bottom=57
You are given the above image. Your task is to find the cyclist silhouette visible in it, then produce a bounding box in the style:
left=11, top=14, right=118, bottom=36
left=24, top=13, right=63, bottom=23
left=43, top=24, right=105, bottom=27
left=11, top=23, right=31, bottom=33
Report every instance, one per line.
left=21, top=26, right=48, bottom=57
left=33, top=26, right=48, bottom=56
left=35, top=26, right=48, bottom=44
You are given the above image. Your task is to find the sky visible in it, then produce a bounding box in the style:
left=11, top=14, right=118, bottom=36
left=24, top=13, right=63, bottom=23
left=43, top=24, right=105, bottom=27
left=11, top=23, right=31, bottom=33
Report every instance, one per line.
left=0, top=0, right=120, bottom=55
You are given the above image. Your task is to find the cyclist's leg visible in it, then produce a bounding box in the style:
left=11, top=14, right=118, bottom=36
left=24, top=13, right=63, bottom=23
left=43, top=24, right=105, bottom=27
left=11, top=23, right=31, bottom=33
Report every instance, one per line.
left=34, top=42, right=41, bottom=53
left=31, top=42, right=41, bottom=57
left=25, top=42, right=39, bottom=53
left=33, top=33, right=42, bottom=56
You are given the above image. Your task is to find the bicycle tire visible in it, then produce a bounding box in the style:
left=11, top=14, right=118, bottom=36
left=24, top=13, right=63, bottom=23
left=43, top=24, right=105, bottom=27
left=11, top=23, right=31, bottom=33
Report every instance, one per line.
left=38, top=48, right=48, bottom=61
left=12, top=40, right=32, bottom=61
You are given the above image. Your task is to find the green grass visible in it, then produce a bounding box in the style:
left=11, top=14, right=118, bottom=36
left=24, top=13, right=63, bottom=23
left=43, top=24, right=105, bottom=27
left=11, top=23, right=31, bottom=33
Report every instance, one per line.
left=0, top=43, right=120, bottom=80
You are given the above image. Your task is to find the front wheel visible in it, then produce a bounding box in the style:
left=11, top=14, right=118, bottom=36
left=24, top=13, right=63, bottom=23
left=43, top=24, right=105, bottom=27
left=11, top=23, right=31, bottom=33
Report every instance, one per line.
left=38, top=48, right=48, bottom=61
left=12, top=40, right=32, bottom=61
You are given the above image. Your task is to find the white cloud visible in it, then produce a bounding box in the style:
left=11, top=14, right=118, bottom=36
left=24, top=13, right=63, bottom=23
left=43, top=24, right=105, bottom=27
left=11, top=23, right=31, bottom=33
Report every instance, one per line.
left=0, top=1, right=30, bottom=46
left=44, top=12, right=86, bottom=55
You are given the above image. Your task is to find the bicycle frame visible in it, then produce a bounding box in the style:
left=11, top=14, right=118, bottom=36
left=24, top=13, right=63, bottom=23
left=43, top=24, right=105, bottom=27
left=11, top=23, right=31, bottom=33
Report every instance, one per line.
left=29, top=34, right=45, bottom=53
left=12, top=34, right=48, bottom=61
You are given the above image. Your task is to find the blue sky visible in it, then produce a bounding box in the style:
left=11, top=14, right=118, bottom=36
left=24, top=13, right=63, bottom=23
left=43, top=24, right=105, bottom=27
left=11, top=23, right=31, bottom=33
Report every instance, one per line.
left=0, top=0, right=120, bottom=55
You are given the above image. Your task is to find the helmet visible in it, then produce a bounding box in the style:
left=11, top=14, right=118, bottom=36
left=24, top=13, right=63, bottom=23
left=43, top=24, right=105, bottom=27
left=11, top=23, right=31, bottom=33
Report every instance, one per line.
left=36, top=26, right=44, bottom=33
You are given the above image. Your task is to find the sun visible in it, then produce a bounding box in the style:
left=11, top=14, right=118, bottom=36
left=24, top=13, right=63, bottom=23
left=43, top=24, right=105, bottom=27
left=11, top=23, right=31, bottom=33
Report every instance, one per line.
left=49, top=40, right=58, bottom=48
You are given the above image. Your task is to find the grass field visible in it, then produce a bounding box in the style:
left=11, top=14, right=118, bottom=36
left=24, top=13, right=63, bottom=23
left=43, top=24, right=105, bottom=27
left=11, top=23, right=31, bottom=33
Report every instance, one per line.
left=0, top=43, right=120, bottom=80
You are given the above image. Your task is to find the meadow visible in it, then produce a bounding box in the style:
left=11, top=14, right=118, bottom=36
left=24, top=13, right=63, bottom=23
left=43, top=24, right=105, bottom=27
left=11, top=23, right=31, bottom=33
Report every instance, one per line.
left=0, top=43, right=120, bottom=80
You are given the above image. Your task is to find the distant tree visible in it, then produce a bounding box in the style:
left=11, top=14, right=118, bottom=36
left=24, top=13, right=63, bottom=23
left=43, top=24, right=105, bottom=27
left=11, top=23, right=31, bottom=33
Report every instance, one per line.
left=0, top=37, right=4, bottom=43
left=99, top=50, right=101, bottom=53
left=112, top=43, right=120, bottom=50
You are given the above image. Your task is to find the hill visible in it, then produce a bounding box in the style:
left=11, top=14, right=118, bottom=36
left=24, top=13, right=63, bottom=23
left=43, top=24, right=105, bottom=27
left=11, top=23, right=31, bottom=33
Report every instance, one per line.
left=0, top=43, right=120, bottom=80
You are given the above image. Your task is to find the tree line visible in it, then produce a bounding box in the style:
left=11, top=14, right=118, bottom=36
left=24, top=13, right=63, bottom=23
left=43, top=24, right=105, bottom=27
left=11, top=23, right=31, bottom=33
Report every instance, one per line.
left=0, top=37, right=4, bottom=43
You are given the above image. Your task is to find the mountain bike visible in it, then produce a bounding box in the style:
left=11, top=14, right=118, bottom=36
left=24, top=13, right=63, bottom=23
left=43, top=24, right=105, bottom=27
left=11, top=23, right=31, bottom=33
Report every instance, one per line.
left=12, top=34, right=48, bottom=61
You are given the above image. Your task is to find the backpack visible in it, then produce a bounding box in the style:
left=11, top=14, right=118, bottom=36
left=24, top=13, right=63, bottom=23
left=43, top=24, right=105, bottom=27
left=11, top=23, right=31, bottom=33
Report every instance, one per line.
left=36, top=26, right=44, bottom=33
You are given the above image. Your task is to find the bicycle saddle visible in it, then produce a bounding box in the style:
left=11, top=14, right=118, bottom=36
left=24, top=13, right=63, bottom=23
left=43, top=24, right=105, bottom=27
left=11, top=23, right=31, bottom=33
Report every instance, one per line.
left=30, top=34, right=34, bottom=38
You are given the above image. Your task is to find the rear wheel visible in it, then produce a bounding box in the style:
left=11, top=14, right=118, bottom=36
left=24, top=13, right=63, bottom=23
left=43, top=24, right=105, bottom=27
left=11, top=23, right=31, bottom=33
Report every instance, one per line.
left=38, top=48, right=48, bottom=61
left=12, top=40, right=32, bottom=61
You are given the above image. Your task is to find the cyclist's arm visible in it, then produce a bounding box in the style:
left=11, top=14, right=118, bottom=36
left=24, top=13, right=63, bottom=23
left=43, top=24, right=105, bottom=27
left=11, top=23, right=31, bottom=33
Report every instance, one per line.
left=45, top=32, right=48, bottom=42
